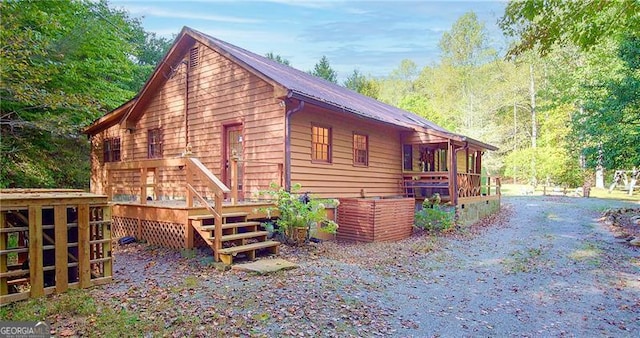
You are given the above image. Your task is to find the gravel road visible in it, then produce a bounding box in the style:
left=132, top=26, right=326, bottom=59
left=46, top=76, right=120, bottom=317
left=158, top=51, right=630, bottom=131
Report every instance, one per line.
left=94, top=195, right=639, bottom=337
left=380, top=196, right=640, bottom=337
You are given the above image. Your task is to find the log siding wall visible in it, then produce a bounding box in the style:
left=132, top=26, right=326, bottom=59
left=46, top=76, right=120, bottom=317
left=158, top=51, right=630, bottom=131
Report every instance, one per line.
left=290, top=107, right=404, bottom=198
left=91, top=42, right=284, bottom=200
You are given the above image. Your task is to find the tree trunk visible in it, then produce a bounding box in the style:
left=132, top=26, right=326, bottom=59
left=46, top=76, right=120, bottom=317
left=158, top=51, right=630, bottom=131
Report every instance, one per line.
left=529, top=64, right=537, bottom=186
left=530, top=64, right=537, bottom=149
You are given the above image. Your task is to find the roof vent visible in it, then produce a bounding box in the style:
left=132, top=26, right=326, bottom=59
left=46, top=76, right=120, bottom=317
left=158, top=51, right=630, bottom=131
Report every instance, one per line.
left=189, top=46, right=199, bottom=70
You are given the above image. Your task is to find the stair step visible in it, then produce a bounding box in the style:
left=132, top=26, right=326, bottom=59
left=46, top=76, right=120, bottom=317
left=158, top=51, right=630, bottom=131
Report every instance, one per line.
left=218, top=240, right=280, bottom=255
left=210, top=231, right=269, bottom=242
left=200, top=221, right=261, bottom=231
left=188, top=212, right=249, bottom=221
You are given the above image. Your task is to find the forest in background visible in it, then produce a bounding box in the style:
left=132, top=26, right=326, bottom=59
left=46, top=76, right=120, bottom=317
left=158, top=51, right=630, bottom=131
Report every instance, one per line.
left=1, top=0, right=638, bottom=189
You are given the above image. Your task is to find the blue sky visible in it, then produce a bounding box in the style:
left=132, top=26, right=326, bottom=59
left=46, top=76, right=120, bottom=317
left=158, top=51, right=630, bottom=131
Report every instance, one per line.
left=112, top=0, right=508, bottom=81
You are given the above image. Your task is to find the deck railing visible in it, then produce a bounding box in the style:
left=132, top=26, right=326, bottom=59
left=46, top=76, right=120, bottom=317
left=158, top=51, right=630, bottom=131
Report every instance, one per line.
left=402, top=171, right=501, bottom=204
left=105, top=156, right=233, bottom=261
left=402, top=172, right=451, bottom=200
left=456, top=173, right=501, bottom=203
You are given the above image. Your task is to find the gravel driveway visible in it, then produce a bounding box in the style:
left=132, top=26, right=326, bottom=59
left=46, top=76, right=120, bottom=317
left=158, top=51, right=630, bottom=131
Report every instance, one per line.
left=382, top=196, right=640, bottom=337
left=94, top=195, right=639, bottom=337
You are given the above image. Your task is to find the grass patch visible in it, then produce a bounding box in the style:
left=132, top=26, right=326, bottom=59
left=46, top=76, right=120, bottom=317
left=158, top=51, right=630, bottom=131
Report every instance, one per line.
left=502, top=246, right=545, bottom=274
left=0, top=289, right=96, bottom=321
left=180, top=248, right=198, bottom=259
left=568, top=242, right=602, bottom=267
left=183, top=275, right=200, bottom=289
left=0, top=289, right=166, bottom=336
left=501, top=184, right=639, bottom=201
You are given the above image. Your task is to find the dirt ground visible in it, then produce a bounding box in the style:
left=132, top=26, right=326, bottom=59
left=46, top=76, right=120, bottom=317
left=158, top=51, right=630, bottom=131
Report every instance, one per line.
left=51, top=196, right=640, bottom=336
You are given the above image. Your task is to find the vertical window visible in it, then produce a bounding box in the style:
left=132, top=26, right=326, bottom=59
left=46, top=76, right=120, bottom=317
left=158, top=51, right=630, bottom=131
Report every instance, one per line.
left=103, top=138, right=121, bottom=163
left=403, top=144, right=413, bottom=171
left=353, top=133, right=368, bottom=166
left=311, top=125, right=331, bottom=163
left=148, top=129, right=162, bottom=159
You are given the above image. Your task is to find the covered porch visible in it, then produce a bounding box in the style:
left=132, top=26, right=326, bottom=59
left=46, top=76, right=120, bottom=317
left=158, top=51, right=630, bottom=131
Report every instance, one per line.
left=400, top=129, right=501, bottom=207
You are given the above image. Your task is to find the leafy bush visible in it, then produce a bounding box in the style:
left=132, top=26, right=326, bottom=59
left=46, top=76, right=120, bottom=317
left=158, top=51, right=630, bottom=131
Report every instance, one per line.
left=258, top=183, right=338, bottom=244
left=415, top=194, right=455, bottom=232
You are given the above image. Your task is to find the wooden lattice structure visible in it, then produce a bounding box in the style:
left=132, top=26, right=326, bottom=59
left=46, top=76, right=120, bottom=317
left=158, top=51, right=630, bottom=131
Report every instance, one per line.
left=0, top=189, right=112, bottom=304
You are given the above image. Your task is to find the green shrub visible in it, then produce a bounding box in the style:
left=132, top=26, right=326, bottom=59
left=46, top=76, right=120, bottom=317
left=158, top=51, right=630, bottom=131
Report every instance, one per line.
left=415, top=194, right=455, bottom=232
left=258, top=183, right=338, bottom=244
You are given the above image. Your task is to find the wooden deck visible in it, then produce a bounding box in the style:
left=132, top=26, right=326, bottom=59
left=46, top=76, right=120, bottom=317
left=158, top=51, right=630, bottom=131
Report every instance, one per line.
left=111, top=200, right=279, bottom=264
left=104, top=157, right=281, bottom=264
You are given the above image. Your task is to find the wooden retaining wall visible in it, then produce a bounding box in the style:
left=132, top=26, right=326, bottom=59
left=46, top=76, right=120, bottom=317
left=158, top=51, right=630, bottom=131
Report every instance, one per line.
left=336, top=197, right=414, bottom=242
left=0, top=190, right=112, bottom=304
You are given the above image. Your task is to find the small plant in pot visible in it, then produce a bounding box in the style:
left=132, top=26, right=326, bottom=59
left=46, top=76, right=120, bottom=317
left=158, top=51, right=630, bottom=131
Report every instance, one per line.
left=258, top=183, right=338, bottom=245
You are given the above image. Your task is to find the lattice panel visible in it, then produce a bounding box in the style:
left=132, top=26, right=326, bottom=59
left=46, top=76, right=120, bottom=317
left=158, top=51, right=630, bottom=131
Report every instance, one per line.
left=112, top=217, right=138, bottom=239
left=141, top=220, right=185, bottom=249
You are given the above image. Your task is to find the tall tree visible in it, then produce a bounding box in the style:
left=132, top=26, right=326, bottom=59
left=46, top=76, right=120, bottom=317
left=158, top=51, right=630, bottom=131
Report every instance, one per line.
left=0, top=0, right=160, bottom=188
left=378, top=59, right=418, bottom=106
left=343, top=69, right=380, bottom=99
left=309, top=55, right=337, bottom=83
left=265, top=52, right=291, bottom=66
left=439, top=11, right=489, bottom=67
left=501, top=0, right=640, bottom=171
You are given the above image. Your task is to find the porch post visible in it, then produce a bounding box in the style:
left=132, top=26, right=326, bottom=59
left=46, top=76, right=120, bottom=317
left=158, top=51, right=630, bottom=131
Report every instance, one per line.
left=140, top=167, right=147, bottom=204
left=448, top=141, right=457, bottom=205
left=452, top=144, right=459, bottom=206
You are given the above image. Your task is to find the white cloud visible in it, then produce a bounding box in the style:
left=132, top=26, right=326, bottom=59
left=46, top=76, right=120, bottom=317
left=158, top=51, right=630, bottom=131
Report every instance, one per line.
left=120, top=4, right=262, bottom=24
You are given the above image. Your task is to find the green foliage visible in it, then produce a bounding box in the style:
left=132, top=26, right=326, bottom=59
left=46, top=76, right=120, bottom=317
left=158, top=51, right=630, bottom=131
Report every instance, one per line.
left=415, top=195, right=455, bottom=232
left=309, top=55, right=337, bottom=83
left=439, top=11, right=490, bottom=67
left=503, top=146, right=582, bottom=187
left=265, top=52, right=291, bottom=66
left=0, top=126, right=91, bottom=188
left=343, top=69, right=380, bottom=99
left=259, top=183, right=338, bottom=244
left=572, top=35, right=640, bottom=170
left=500, top=0, right=640, bottom=57
left=0, top=0, right=167, bottom=188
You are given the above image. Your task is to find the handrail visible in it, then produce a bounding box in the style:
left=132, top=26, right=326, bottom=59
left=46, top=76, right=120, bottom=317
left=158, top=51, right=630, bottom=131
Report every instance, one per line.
left=185, top=157, right=230, bottom=194
left=184, top=157, right=229, bottom=262
left=104, top=156, right=231, bottom=262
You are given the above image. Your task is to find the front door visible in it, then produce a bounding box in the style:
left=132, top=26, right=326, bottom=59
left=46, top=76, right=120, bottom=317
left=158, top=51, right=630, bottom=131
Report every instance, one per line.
left=224, top=124, right=243, bottom=199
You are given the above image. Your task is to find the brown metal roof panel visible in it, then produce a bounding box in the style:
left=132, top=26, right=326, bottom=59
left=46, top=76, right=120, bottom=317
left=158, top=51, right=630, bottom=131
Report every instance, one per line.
left=197, top=30, right=452, bottom=133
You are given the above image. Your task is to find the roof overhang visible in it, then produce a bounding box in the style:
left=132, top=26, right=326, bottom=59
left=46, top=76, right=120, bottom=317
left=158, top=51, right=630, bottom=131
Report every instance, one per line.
left=119, top=29, right=197, bottom=130
left=82, top=98, right=136, bottom=136
left=286, top=90, right=413, bottom=131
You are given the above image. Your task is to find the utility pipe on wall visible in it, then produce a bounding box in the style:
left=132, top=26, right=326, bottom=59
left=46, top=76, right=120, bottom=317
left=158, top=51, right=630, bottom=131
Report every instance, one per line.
left=284, top=92, right=305, bottom=191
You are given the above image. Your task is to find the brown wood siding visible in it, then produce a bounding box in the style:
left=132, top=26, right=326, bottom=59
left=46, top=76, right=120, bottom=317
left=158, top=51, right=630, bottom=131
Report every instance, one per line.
left=90, top=42, right=284, bottom=199
left=290, top=107, right=403, bottom=198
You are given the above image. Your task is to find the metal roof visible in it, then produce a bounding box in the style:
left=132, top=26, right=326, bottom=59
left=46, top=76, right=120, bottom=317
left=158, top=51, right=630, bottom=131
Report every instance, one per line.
left=194, top=29, right=452, bottom=133
left=85, top=27, right=496, bottom=150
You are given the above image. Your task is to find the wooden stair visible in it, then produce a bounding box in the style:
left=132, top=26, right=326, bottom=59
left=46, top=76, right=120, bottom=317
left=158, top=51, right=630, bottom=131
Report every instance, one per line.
left=188, top=212, right=280, bottom=265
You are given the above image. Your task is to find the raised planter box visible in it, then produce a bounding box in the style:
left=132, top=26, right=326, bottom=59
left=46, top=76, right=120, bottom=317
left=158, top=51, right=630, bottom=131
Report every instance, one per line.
left=337, top=197, right=415, bottom=242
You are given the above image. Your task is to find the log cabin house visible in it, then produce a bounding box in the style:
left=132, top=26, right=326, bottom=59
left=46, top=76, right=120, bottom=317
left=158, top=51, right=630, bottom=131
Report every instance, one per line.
left=83, top=27, right=500, bottom=263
